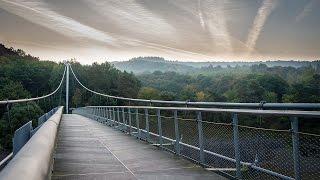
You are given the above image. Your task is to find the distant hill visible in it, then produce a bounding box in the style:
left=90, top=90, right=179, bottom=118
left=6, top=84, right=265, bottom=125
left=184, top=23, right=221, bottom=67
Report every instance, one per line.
left=112, top=57, right=197, bottom=74
left=112, top=57, right=318, bottom=74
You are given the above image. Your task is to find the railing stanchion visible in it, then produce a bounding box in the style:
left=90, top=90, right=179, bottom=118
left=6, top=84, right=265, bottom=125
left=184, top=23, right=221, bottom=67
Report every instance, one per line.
left=106, top=108, right=109, bottom=121
left=174, top=110, right=180, bottom=155
left=291, top=117, right=300, bottom=180
left=157, top=109, right=163, bottom=148
left=112, top=107, right=116, bottom=126
left=197, top=111, right=205, bottom=164
left=145, top=109, right=150, bottom=142
left=97, top=107, right=100, bottom=121
left=122, top=108, right=126, bottom=132
left=128, top=108, right=132, bottom=134
left=103, top=107, right=106, bottom=124
left=232, top=113, right=241, bottom=179
left=136, top=109, right=140, bottom=138
left=109, top=108, right=112, bottom=125
left=117, top=108, right=120, bottom=128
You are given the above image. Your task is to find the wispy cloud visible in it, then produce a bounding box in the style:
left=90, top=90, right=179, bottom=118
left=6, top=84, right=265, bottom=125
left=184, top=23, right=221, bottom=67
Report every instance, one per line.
left=1, top=0, right=316, bottom=61
left=246, top=0, right=278, bottom=54
left=198, top=0, right=205, bottom=29
left=0, top=0, right=117, bottom=45
left=83, top=0, right=175, bottom=38
left=0, top=0, right=217, bottom=59
left=204, top=0, right=233, bottom=53
left=296, top=0, right=315, bottom=22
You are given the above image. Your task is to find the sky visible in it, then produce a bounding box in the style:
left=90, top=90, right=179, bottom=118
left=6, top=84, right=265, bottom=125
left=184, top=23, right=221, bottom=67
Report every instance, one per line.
left=0, top=0, right=319, bottom=63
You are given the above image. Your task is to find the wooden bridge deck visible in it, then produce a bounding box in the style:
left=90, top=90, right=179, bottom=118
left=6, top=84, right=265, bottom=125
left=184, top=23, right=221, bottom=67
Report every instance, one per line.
left=52, top=114, right=226, bottom=180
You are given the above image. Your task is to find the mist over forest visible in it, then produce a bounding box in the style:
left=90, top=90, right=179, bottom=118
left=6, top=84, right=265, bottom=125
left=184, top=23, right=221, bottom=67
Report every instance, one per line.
left=113, top=56, right=319, bottom=74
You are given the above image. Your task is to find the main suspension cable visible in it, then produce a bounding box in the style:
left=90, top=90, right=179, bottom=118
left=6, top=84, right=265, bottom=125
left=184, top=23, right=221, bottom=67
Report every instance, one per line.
left=0, top=65, right=66, bottom=105
left=69, top=64, right=150, bottom=103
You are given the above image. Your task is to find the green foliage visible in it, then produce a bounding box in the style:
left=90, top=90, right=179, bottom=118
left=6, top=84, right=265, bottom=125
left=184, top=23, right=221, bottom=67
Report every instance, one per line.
left=137, top=65, right=319, bottom=103
left=283, top=74, right=320, bottom=103
left=69, top=61, right=141, bottom=106
left=0, top=102, right=43, bottom=149
left=138, top=87, right=160, bottom=99
left=0, top=78, right=30, bottom=100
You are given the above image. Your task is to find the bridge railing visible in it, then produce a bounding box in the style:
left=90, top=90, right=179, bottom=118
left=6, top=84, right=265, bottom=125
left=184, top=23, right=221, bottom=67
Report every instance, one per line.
left=73, top=106, right=320, bottom=180
left=0, top=106, right=63, bottom=176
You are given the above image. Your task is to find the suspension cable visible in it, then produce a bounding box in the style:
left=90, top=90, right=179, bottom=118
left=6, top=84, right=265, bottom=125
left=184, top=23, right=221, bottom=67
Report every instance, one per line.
left=69, top=64, right=320, bottom=110
left=69, top=64, right=150, bottom=103
left=0, top=66, right=66, bottom=105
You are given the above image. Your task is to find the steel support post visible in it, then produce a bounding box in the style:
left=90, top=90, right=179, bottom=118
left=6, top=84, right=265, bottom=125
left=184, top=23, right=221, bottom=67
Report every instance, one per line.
left=157, top=109, right=163, bottom=147
left=145, top=109, right=150, bottom=142
left=291, top=117, right=300, bottom=180
left=112, top=108, right=116, bottom=126
left=107, top=108, right=111, bottom=125
left=232, top=113, right=241, bottom=179
left=106, top=108, right=109, bottom=121
left=128, top=108, right=132, bottom=134
left=117, top=108, right=120, bottom=128
left=136, top=109, right=140, bottom=138
left=122, top=108, right=126, bottom=131
left=197, top=111, right=205, bottom=164
left=104, top=108, right=107, bottom=124
left=174, top=110, right=180, bottom=155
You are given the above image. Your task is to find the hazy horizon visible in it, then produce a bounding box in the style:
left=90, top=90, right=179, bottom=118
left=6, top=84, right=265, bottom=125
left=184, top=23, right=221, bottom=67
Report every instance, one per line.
left=1, top=0, right=320, bottom=63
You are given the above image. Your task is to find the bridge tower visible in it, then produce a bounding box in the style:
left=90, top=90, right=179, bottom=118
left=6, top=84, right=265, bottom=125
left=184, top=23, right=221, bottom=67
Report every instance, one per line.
left=65, top=62, right=69, bottom=114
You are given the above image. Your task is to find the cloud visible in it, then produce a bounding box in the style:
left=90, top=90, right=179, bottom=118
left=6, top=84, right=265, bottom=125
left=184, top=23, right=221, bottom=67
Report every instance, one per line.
left=0, top=0, right=217, bottom=59
left=198, top=0, right=205, bottom=29
left=246, top=0, right=278, bottom=54
left=204, top=0, right=233, bottom=52
left=296, top=0, right=315, bottom=22
left=83, top=0, right=175, bottom=37
left=0, top=0, right=117, bottom=45
left=171, top=0, right=233, bottom=52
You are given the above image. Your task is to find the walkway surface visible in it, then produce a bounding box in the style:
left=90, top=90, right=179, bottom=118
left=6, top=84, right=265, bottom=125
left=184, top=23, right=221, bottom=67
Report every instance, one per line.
left=52, top=114, right=226, bottom=180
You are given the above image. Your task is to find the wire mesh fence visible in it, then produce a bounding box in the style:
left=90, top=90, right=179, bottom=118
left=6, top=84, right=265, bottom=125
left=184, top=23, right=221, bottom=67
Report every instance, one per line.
left=74, top=106, right=320, bottom=180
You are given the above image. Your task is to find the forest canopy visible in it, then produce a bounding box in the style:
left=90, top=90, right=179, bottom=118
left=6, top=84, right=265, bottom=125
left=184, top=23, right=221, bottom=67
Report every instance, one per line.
left=133, top=57, right=320, bottom=103
left=0, top=43, right=319, bottom=155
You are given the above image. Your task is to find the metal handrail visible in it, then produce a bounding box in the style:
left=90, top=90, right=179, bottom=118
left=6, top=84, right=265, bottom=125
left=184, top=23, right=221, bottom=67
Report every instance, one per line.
left=70, top=64, right=320, bottom=110
left=73, top=105, right=320, bottom=180
left=86, top=105, right=320, bottom=118
left=0, top=66, right=66, bottom=105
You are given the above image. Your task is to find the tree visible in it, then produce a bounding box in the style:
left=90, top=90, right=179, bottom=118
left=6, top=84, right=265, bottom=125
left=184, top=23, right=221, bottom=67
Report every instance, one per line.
left=0, top=102, right=43, bottom=149
left=159, top=91, right=175, bottom=101
left=256, top=74, right=288, bottom=102
left=180, top=85, right=197, bottom=101
left=283, top=74, right=320, bottom=103
left=138, top=87, right=160, bottom=99
left=0, top=79, right=30, bottom=100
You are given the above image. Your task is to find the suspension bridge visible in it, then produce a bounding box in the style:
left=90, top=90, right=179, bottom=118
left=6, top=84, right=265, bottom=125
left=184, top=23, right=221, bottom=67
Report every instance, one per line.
left=0, top=63, right=319, bottom=180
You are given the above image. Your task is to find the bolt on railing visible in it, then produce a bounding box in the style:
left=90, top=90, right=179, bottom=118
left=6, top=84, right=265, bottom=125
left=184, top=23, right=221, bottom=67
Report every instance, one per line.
left=73, top=106, right=320, bottom=180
